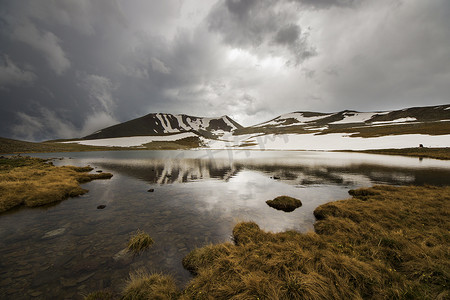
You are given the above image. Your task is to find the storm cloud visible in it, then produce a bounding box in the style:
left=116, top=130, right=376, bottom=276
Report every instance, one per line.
left=0, top=0, right=449, bottom=141
left=207, top=0, right=316, bottom=65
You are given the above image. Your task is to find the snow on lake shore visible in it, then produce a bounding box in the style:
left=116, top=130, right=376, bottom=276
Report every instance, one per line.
left=204, top=133, right=450, bottom=151
left=62, top=132, right=450, bottom=150
left=62, top=132, right=196, bottom=147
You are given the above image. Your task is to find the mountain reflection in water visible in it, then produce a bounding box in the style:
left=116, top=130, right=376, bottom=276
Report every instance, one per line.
left=75, top=150, right=450, bottom=187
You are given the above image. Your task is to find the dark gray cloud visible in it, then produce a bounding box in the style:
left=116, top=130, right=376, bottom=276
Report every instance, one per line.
left=291, top=0, right=358, bottom=9
left=207, top=0, right=316, bottom=65
left=0, top=55, right=36, bottom=88
left=0, top=0, right=449, bottom=141
left=274, top=24, right=301, bottom=45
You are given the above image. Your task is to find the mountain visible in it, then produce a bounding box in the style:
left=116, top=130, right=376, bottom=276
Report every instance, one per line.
left=84, top=113, right=243, bottom=140
left=233, top=104, right=450, bottom=136
left=60, top=104, right=450, bottom=151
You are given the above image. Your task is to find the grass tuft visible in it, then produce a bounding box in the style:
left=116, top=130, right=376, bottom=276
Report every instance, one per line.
left=122, top=270, right=179, bottom=300
left=84, top=290, right=115, bottom=300
left=266, top=195, right=302, bottom=212
left=127, top=230, right=154, bottom=254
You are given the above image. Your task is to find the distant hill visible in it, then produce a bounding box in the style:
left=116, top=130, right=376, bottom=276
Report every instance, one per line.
left=3, top=104, right=449, bottom=152
left=233, top=104, right=450, bottom=136
left=0, top=137, right=118, bottom=154
left=84, top=113, right=243, bottom=140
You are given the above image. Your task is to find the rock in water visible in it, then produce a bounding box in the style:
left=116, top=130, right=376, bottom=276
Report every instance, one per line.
left=266, top=196, right=302, bottom=212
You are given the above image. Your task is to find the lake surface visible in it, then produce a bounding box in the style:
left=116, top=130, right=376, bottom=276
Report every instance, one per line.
left=1, top=150, right=450, bottom=299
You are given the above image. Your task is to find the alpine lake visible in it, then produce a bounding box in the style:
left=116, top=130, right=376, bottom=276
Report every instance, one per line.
left=1, top=149, right=450, bottom=299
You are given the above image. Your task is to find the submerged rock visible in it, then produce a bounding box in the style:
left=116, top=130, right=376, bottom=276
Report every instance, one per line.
left=113, top=248, right=132, bottom=263
left=28, top=291, right=43, bottom=297
left=42, top=228, right=66, bottom=239
left=76, top=272, right=95, bottom=284
left=148, top=189, right=154, bottom=192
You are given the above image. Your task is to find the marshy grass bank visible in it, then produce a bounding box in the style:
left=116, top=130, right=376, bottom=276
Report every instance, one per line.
left=180, top=185, right=449, bottom=299
left=85, top=185, right=449, bottom=299
left=0, top=156, right=113, bottom=212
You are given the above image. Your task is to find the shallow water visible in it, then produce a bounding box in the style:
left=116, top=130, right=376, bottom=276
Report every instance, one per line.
left=1, top=150, right=450, bottom=299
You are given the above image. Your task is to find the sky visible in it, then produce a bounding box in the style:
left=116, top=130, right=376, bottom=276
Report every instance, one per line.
left=0, top=0, right=449, bottom=141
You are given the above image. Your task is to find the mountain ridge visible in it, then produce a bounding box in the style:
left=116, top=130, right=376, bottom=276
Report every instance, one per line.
left=233, top=104, right=450, bottom=136
left=2, top=104, right=449, bottom=152
left=54, top=104, right=450, bottom=150
left=84, top=113, right=242, bottom=140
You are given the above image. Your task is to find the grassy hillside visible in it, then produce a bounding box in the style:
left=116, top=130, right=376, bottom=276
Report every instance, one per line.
left=319, top=120, right=450, bottom=137
left=234, top=120, right=450, bottom=137
left=0, top=136, right=203, bottom=154
left=0, top=137, right=124, bottom=154
left=352, top=147, right=450, bottom=160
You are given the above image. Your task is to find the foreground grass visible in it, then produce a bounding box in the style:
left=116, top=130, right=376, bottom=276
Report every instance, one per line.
left=352, top=147, right=450, bottom=160
left=181, top=185, right=449, bottom=299
left=122, top=271, right=179, bottom=300
left=86, top=185, right=449, bottom=299
left=0, top=156, right=113, bottom=212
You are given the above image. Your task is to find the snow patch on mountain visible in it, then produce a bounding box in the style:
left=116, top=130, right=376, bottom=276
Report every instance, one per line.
left=174, top=115, right=189, bottom=130
left=187, top=116, right=211, bottom=130
left=331, top=112, right=382, bottom=124
left=371, top=117, right=417, bottom=124
left=255, top=112, right=332, bottom=127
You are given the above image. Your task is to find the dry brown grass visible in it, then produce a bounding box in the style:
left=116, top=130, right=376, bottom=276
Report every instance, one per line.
left=142, top=137, right=203, bottom=150
left=352, top=147, right=450, bottom=160
left=127, top=230, right=154, bottom=254
left=0, top=137, right=127, bottom=154
left=0, top=156, right=113, bottom=212
left=0, top=136, right=203, bottom=154
left=84, top=290, right=115, bottom=300
left=180, top=185, right=450, bottom=299
left=122, top=270, right=179, bottom=300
